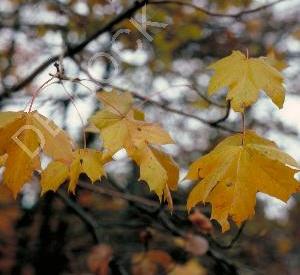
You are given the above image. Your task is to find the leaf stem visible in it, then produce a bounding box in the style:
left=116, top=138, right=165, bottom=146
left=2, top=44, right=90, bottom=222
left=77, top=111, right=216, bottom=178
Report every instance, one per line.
left=241, top=111, right=246, bottom=145
left=60, top=81, right=87, bottom=149
left=27, top=77, right=54, bottom=112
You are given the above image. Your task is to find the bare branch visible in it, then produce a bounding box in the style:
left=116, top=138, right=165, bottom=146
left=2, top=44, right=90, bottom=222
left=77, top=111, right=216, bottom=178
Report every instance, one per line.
left=2, top=0, right=148, bottom=95
left=149, top=0, right=285, bottom=18
left=209, top=101, right=231, bottom=126
left=68, top=62, right=236, bottom=132
left=208, top=222, right=247, bottom=250
left=78, top=181, right=186, bottom=211
left=131, top=91, right=235, bottom=132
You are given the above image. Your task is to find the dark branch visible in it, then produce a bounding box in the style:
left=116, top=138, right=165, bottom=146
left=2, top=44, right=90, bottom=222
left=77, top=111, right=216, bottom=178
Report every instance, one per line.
left=209, top=222, right=247, bottom=250
left=70, top=60, right=236, bottom=132
left=149, top=0, right=285, bottom=18
left=3, top=0, right=148, bottom=96
left=209, top=101, right=231, bottom=126
left=132, top=91, right=236, bottom=133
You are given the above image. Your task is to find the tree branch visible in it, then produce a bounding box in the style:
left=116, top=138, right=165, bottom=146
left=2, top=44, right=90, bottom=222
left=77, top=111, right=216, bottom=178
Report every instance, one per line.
left=67, top=60, right=236, bottom=132
left=149, top=0, right=285, bottom=18
left=208, top=222, right=247, bottom=250
left=3, top=0, right=148, bottom=96
left=131, top=91, right=235, bottom=133
left=78, top=181, right=186, bottom=211
left=209, top=101, right=231, bottom=126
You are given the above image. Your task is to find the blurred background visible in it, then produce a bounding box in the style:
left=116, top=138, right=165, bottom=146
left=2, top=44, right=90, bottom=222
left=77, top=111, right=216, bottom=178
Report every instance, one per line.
left=0, top=0, right=300, bottom=274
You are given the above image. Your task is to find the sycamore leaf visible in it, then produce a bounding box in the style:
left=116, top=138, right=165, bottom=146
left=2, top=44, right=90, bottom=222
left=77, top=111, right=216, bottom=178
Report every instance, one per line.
left=41, top=149, right=109, bottom=194
left=89, top=90, right=178, bottom=205
left=129, top=145, right=179, bottom=208
left=0, top=111, right=73, bottom=197
left=208, top=50, right=285, bottom=112
left=89, top=91, right=172, bottom=156
left=186, top=130, right=299, bottom=232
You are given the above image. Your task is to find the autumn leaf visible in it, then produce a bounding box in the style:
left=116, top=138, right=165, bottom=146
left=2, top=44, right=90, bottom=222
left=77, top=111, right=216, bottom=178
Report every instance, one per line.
left=41, top=149, right=109, bottom=194
left=186, top=130, right=299, bottom=232
left=89, top=91, right=172, bottom=156
left=128, top=145, right=179, bottom=207
left=89, top=91, right=178, bottom=205
left=208, top=50, right=285, bottom=112
left=0, top=111, right=73, bottom=197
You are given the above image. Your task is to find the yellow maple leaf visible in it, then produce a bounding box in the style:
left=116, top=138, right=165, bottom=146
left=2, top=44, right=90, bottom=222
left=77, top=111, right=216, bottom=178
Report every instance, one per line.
left=41, top=149, right=109, bottom=194
left=129, top=145, right=179, bottom=206
left=186, top=131, right=299, bottom=232
left=89, top=91, right=178, bottom=205
left=208, top=50, right=285, bottom=112
left=0, top=111, right=73, bottom=197
left=89, top=91, right=171, bottom=155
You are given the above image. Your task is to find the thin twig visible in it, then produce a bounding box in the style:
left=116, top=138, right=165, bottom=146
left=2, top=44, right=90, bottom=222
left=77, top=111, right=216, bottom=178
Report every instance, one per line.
left=206, top=250, right=238, bottom=274
left=132, top=91, right=235, bottom=133
left=63, top=61, right=237, bottom=132
left=78, top=181, right=186, bottom=211
left=78, top=181, right=159, bottom=207
left=209, top=101, right=231, bottom=125
left=3, top=0, right=148, bottom=95
left=149, top=0, right=285, bottom=18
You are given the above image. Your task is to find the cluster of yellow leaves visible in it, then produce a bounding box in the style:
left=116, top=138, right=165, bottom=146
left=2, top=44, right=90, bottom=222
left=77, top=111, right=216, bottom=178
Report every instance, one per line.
left=0, top=112, right=110, bottom=197
left=0, top=92, right=178, bottom=208
left=41, top=149, right=109, bottom=194
left=0, top=111, right=73, bottom=196
left=183, top=50, right=299, bottom=231
left=0, top=49, right=298, bottom=234
left=186, top=131, right=299, bottom=232
left=89, top=91, right=179, bottom=207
